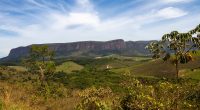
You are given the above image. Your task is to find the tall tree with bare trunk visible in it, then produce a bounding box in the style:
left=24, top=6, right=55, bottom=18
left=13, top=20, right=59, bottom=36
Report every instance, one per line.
left=24, top=45, right=55, bottom=83
left=146, top=24, right=200, bottom=79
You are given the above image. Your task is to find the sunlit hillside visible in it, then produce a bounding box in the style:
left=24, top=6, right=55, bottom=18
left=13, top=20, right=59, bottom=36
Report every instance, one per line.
left=1, top=0, right=200, bottom=110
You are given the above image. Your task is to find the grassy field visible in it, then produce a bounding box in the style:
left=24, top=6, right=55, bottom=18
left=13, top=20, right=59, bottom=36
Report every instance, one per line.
left=110, top=56, right=200, bottom=78
left=6, top=55, right=200, bottom=80
left=180, top=69, right=200, bottom=80
left=8, top=66, right=27, bottom=72
left=7, top=61, right=84, bottom=73
left=56, top=61, right=84, bottom=73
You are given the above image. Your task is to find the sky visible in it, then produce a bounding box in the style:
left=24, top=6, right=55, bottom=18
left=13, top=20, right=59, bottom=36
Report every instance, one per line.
left=0, top=0, right=200, bottom=58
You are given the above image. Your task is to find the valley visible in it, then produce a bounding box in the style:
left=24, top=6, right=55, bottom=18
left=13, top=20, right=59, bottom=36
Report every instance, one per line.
left=1, top=54, right=200, bottom=109
left=1, top=0, right=200, bottom=109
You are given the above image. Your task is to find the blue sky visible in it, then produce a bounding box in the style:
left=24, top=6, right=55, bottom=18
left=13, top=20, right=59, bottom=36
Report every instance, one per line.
left=0, top=0, right=200, bottom=58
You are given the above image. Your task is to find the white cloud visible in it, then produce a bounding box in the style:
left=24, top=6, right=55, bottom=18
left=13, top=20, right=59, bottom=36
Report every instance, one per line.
left=49, top=12, right=100, bottom=30
left=75, top=0, right=94, bottom=12
left=0, top=0, right=199, bottom=58
left=161, top=0, right=193, bottom=3
left=27, top=0, right=47, bottom=8
left=156, top=7, right=187, bottom=19
left=76, top=0, right=92, bottom=8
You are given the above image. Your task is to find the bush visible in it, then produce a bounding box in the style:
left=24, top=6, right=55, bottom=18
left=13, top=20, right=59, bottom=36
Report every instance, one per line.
left=0, top=99, right=3, bottom=110
left=76, top=87, right=114, bottom=110
left=120, top=79, right=164, bottom=110
left=120, top=78, right=200, bottom=110
left=36, top=82, right=67, bottom=99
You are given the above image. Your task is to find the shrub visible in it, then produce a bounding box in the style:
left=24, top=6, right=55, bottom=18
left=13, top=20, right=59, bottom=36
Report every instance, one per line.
left=76, top=87, right=114, bottom=110
left=120, top=79, right=164, bottom=110
left=0, top=99, right=3, bottom=110
left=36, top=82, right=67, bottom=100
left=121, top=78, right=200, bottom=110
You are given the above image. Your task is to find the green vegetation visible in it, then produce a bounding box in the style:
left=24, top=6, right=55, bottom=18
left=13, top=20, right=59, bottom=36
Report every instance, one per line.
left=0, top=25, right=200, bottom=109
left=146, top=24, right=200, bottom=78
left=120, top=78, right=200, bottom=109
left=180, top=69, right=200, bottom=80
left=56, top=61, right=84, bottom=73
left=0, top=58, right=200, bottom=110
left=8, top=66, right=27, bottom=72
left=1, top=64, right=200, bottom=110
left=23, top=45, right=56, bottom=82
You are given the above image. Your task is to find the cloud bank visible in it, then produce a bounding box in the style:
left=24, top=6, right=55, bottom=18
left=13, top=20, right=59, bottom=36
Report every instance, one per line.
left=0, top=0, right=199, bottom=58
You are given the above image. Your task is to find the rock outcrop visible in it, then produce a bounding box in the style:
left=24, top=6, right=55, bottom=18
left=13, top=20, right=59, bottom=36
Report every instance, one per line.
left=0, top=39, right=152, bottom=62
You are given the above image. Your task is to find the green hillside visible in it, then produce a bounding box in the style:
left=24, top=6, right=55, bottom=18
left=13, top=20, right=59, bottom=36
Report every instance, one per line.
left=5, top=55, right=200, bottom=80
left=1, top=55, right=200, bottom=110
left=56, top=61, right=84, bottom=73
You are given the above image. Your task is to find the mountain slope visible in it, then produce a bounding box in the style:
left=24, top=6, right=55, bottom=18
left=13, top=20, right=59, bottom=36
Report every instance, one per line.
left=0, top=39, right=152, bottom=62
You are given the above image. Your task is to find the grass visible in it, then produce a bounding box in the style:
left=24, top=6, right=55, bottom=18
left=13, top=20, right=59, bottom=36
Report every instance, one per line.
left=1, top=56, right=200, bottom=109
left=111, top=55, right=200, bottom=78
left=84, top=57, right=151, bottom=71
left=4, top=55, right=200, bottom=80
left=53, top=69, right=126, bottom=92
left=56, top=61, right=84, bottom=73
left=6, top=61, right=84, bottom=74
left=0, top=81, right=80, bottom=110
left=180, top=69, right=200, bottom=80
left=8, top=66, right=27, bottom=72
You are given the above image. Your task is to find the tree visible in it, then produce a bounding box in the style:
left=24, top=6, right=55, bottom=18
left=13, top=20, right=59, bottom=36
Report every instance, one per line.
left=146, top=24, right=200, bottom=79
left=24, top=45, right=55, bottom=82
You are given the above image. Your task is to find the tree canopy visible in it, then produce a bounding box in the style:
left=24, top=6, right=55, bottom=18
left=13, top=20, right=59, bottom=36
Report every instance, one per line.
left=23, top=45, right=55, bottom=82
left=146, top=24, right=200, bottom=78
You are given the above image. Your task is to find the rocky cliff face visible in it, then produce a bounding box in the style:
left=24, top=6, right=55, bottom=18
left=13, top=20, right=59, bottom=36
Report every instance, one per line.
left=0, top=39, right=152, bottom=62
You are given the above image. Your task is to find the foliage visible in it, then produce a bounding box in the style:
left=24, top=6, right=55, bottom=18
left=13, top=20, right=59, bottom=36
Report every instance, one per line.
left=0, top=99, right=3, bottom=110
left=76, top=87, right=114, bottom=110
left=1, top=65, right=200, bottom=109
left=56, top=61, right=84, bottom=73
left=23, top=45, right=56, bottom=82
left=120, top=78, right=200, bottom=110
left=20, top=45, right=64, bottom=101
left=120, top=78, right=164, bottom=110
left=146, top=24, right=200, bottom=78
left=36, top=81, right=67, bottom=99
left=53, top=68, right=124, bottom=92
left=1, top=45, right=200, bottom=110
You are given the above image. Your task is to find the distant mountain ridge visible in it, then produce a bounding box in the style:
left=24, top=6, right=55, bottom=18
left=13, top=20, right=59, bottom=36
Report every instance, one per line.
left=0, top=39, right=153, bottom=62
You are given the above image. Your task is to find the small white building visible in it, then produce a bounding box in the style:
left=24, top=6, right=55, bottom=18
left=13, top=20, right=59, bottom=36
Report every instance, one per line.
left=106, top=65, right=112, bottom=69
